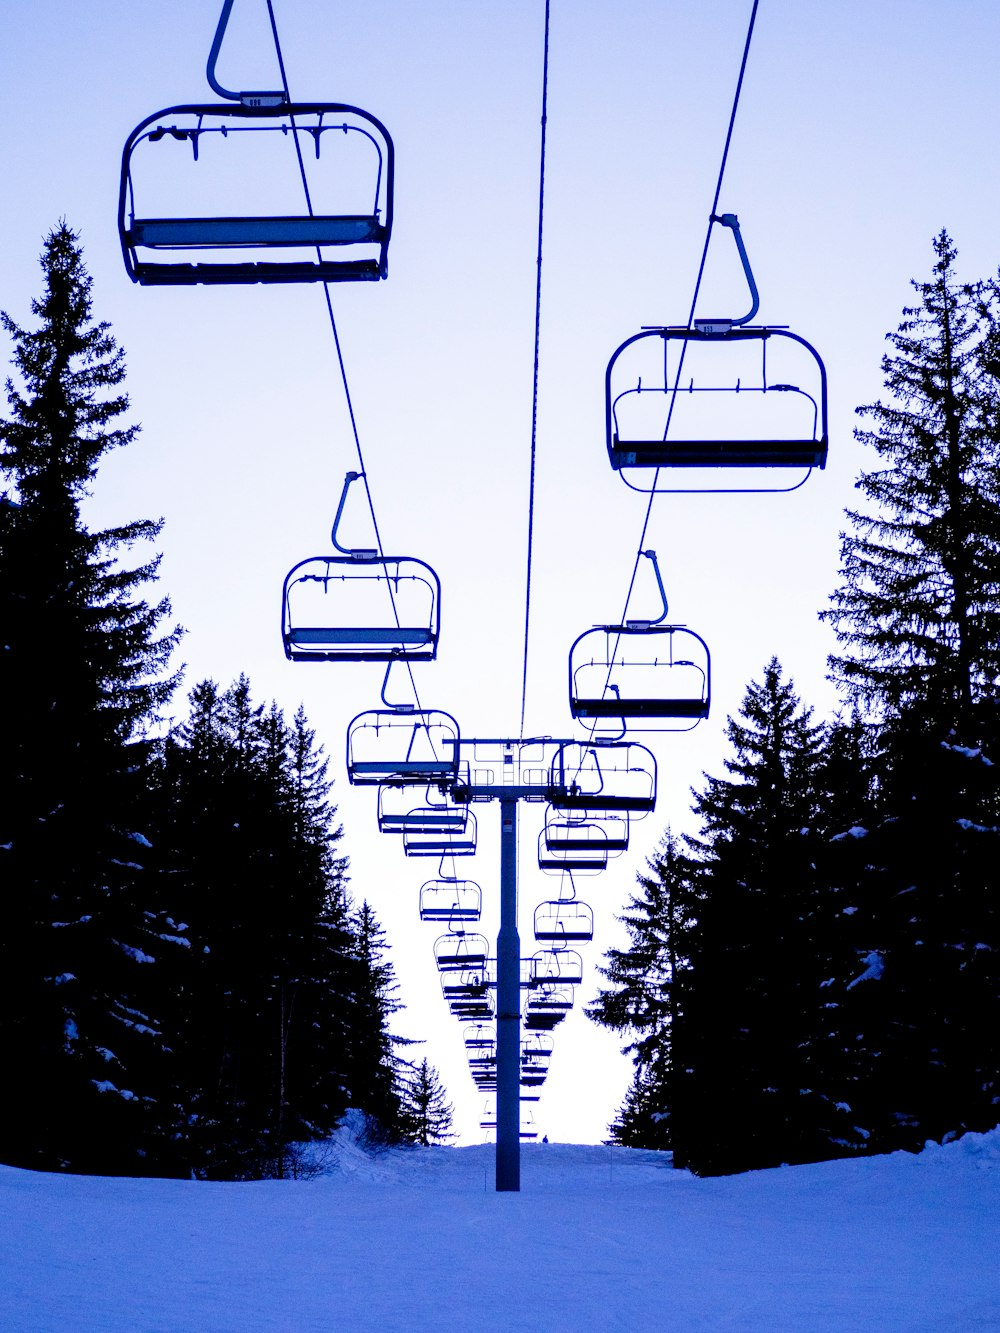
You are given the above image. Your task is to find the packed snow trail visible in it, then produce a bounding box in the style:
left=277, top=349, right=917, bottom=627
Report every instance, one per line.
left=2, top=1132, right=999, bottom=1331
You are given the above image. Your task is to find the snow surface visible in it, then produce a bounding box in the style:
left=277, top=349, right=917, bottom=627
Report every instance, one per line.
left=2, top=1124, right=999, bottom=1332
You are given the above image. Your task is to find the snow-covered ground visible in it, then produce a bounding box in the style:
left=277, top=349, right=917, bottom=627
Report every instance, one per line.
left=2, top=1125, right=999, bottom=1332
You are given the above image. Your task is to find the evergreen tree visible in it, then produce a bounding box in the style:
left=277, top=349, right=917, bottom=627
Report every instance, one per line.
left=821, top=230, right=1000, bottom=724
left=670, top=660, right=857, bottom=1175
left=344, top=901, right=410, bottom=1145
left=147, top=678, right=355, bottom=1177
left=0, top=223, right=182, bottom=1172
left=400, top=1058, right=455, bottom=1147
left=587, top=831, right=690, bottom=1150
left=819, top=233, right=1000, bottom=1152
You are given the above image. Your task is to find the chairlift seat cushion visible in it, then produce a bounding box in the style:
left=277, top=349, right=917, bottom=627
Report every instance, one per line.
left=130, top=215, right=384, bottom=247
left=612, top=437, right=827, bottom=469
left=553, top=792, right=654, bottom=812
left=571, top=695, right=709, bottom=719
left=289, top=626, right=434, bottom=647
left=351, top=760, right=456, bottom=776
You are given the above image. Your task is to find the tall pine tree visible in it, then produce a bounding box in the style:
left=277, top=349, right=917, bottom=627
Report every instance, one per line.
left=0, top=223, right=182, bottom=1172
left=819, top=233, right=1000, bottom=1151
left=822, top=230, right=1000, bottom=723
left=146, top=678, right=355, bottom=1177
left=667, top=661, right=856, bottom=1174
left=399, top=1058, right=455, bottom=1147
left=587, top=831, right=691, bottom=1150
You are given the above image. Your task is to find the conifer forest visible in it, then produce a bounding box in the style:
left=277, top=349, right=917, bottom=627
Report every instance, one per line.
left=0, top=226, right=445, bottom=1175
left=2, top=220, right=997, bottom=1178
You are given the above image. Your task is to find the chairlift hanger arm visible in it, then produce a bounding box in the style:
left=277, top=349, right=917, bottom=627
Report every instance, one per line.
left=207, top=0, right=286, bottom=105
left=331, top=471, right=378, bottom=558
left=694, top=212, right=760, bottom=330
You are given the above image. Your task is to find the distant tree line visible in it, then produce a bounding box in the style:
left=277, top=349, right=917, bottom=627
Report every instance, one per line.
left=590, top=232, right=1000, bottom=1174
left=0, top=223, right=451, bottom=1177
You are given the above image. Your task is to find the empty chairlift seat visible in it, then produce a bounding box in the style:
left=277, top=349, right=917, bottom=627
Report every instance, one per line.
left=569, top=623, right=711, bottom=724
left=403, top=810, right=477, bottom=858
left=533, top=899, right=594, bottom=944
left=464, top=1023, right=496, bottom=1050
left=524, top=985, right=574, bottom=1031
left=433, top=933, right=489, bottom=972
left=606, top=326, right=828, bottom=474
left=548, top=741, right=657, bottom=815
left=120, top=103, right=394, bottom=285
left=283, top=556, right=440, bottom=663
left=346, top=709, right=460, bottom=786
left=378, top=784, right=466, bottom=834
left=419, top=880, right=482, bottom=923
left=544, top=810, right=629, bottom=854
left=532, top=949, right=584, bottom=987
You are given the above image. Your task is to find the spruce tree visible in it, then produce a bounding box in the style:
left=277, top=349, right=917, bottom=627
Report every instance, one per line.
left=587, top=831, right=690, bottom=1150
left=822, top=230, right=1000, bottom=723
left=344, top=901, right=410, bottom=1145
left=0, top=223, right=182, bottom=1172
left=400, top=1058, right=455, bottom=1146
left=819, top=233, right=1000, bottom=1152
left=147, top=679, right=354, bottom=1177
left=670, top=660, right=854, bottom=1174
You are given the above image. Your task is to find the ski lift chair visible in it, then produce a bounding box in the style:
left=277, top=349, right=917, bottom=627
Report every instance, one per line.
left=533, top=899, right=595, bottom=944
left=418, top=880, right=482, bottom=923
left=346, top=709, right=460, bottom=786
left=607, top=327, right=828, bottom=471
left=433, top=932, right=489, bottom=972
left=120, top=102, right=393, bottom=285
left=404, top=811, right=477, bottom=857
left=378, top=785, right=467, bottom=835
left=283, top=472, right=441, bottom=663
left=465, top=1023, right=496, bottom=1050
left=537, top=827, right=608, bottom=874
left=569, top=550, right=710, bottom=728
left=605, top=214, right=828, bottom=485
left=532, top=949, right=584, bottom=987
left=548, top=740, right=657, bottom=815
left=543, top=811, right=630, bottom=854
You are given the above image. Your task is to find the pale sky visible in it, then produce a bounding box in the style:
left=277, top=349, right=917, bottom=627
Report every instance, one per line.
left=2, top=0, right=998, bottom=1143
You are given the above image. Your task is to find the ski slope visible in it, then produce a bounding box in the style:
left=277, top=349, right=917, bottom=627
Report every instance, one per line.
left=2, top=1125, right=998, bottom=1331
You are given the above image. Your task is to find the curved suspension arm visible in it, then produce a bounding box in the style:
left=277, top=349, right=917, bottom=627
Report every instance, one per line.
left=627, top=549, right=669, bottom=627
left=380, top=656, right=415, bottom=711
left=331, top=471, right=378, bottom=557
left=207, top=0, right=285, bottom=104
left=697, top=213, right=759, bottom=328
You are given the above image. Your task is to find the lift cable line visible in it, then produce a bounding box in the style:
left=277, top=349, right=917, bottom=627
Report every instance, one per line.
left=592, top=0, right=761, bottom=736
left=519, top=0, right=553, bottom=739
left=263, top=0, right=425, bottom=712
